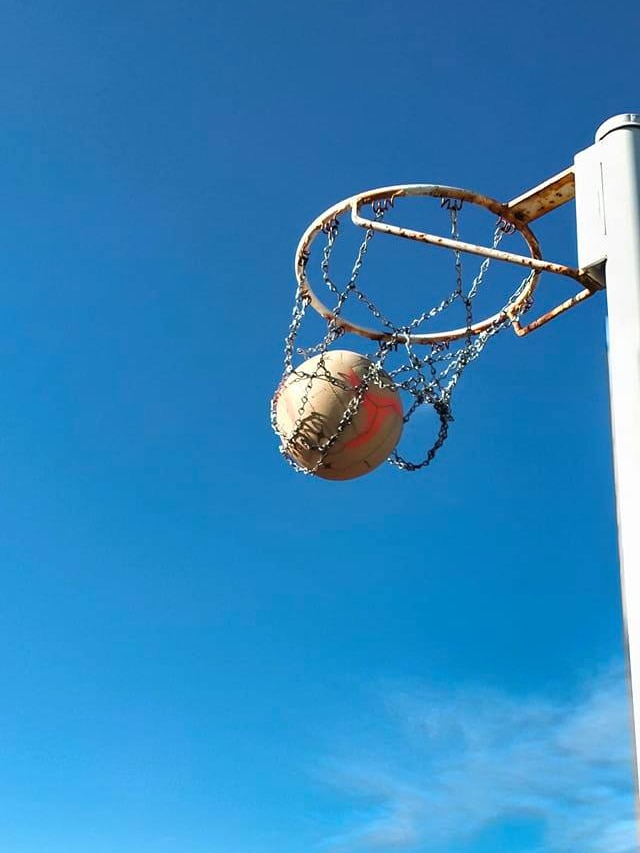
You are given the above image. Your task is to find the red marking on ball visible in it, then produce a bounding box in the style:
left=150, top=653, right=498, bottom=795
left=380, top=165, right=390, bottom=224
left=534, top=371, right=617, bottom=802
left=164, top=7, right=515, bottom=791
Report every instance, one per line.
left=338, top=368, right=403, bottom=449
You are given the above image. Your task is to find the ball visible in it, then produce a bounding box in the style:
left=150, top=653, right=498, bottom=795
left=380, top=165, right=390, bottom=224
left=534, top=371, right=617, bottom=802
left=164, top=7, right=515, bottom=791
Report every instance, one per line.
left=273, top=349, right=403, bottom=481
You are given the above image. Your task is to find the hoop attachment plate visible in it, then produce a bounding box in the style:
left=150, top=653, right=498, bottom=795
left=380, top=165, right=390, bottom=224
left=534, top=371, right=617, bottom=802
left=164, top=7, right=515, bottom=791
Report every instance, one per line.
left=295, top=183, right=603, bottom=344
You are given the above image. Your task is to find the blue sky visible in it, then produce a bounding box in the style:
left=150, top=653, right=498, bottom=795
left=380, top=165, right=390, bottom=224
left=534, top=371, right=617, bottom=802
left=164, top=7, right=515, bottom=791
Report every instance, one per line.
left=0, top=1, right=638, bottom=852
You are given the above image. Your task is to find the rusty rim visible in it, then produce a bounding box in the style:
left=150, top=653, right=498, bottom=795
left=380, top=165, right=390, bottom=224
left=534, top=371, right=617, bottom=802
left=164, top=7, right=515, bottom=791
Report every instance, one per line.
left=294, top=184, right=547, bottom=345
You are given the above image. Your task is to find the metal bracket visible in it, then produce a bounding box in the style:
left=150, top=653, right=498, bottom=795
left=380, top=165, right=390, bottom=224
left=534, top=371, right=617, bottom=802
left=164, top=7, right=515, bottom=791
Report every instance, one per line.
left=507, top=166, right=605, bottom=336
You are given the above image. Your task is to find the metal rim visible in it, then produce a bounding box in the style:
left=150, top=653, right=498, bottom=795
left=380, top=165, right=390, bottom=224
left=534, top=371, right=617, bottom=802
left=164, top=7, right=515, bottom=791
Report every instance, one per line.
left=294, top=184, right=543, bottom=345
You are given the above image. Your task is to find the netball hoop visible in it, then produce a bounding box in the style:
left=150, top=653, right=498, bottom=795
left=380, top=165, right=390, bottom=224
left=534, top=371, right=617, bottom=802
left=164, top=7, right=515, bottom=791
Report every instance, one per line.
left=272, top=168, right=606, bottom=475
left=295, top=182, right=603, bottom=344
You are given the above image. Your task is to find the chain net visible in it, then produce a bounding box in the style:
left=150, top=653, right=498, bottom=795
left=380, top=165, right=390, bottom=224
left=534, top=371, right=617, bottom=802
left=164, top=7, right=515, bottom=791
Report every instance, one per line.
left=271, top=196, right=535, bottom=474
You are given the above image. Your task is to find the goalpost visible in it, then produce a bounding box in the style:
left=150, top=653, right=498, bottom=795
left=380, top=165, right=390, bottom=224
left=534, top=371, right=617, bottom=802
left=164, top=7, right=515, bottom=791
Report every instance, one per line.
left=581, top=114, right=640, bottom=806
left=272, top=113, right=640, bottom=810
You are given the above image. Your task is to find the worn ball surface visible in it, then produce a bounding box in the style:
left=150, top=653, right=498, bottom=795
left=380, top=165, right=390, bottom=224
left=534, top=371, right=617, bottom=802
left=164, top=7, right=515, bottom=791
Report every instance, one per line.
left=274, top=349, right=403, bottom=481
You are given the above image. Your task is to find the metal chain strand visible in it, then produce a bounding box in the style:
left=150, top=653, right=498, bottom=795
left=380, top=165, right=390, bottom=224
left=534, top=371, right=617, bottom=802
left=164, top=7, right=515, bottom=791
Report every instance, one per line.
left=272, top=195, right=529, bottom=475
left=283, top=288, right=309, bottom=373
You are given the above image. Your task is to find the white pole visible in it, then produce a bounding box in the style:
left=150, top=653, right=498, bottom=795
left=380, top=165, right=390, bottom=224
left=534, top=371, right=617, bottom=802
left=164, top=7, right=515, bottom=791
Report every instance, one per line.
left=596, top=113, right=640, bottom=809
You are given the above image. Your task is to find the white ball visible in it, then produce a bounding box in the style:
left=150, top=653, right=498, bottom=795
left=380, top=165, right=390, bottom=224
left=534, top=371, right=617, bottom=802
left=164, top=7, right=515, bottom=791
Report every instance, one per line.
left=274, top=349, right=403, bottom=481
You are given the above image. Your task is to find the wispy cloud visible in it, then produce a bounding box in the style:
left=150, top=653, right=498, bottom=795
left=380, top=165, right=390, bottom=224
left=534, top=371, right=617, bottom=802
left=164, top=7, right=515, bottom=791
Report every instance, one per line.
left=317, top=664, right=637, bottom=853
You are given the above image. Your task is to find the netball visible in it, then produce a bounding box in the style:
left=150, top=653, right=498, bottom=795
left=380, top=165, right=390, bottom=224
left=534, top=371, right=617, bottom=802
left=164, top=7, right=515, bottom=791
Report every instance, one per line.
left=273, top=349, right=403, bottom=480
